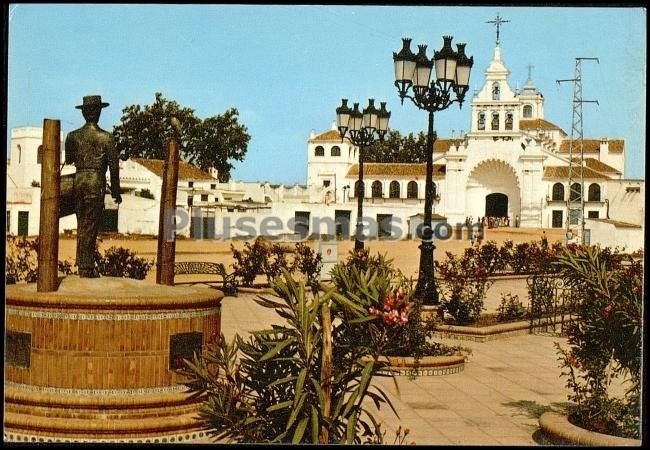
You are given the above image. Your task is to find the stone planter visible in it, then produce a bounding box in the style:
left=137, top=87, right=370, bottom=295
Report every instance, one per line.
left=373, top=354, right=466, bottom=377
left=538, top=412, right=641, bottom=446
left=4, top=276, right=222, bottom=443
left=433, top=315, right=570, bottom=342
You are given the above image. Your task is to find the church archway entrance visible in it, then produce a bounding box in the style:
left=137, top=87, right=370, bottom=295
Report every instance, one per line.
left=466, top=159, right=521, bottom=222
left=485, top=193, right=508, bottom=217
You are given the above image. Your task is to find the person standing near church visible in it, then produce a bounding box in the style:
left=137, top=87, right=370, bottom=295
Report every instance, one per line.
left=65, top=95, right=122, bottom=277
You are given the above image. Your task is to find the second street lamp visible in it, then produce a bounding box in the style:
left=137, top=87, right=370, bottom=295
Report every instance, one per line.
left=336, top=98, right=390, bottom=251
left=393, top=35, right=473, bottom=306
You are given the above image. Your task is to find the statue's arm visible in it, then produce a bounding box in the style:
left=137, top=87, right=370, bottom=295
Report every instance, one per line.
left=107, top=135, right=122, bottom=203
left=64, top=133, right=76, bottom=165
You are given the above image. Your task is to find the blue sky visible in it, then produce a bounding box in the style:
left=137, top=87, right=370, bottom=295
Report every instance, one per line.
left=7, top=5, right=646, bottom=183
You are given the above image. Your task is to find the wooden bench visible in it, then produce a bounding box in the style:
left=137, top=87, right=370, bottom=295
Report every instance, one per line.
left=174, top=262, right=238, bottom=296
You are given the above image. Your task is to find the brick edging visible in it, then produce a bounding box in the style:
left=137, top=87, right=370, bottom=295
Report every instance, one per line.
left=538, top=411, right=641, bottom=446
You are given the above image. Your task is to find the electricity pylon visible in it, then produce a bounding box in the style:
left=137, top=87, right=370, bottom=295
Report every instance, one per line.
left=556, top=57, right=599, bottom=244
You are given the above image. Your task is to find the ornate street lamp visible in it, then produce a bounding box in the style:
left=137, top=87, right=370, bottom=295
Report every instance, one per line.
left=393, top=36, right=473, bottom=306
left=336, top=98, right=390, bottom=251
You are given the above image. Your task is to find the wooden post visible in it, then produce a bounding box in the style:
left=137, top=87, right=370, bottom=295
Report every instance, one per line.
left=156, top=138, right=180, bottom=285
left=37, top=119, right=61, bottom=292
left=319, top=301, right=333, bottom=443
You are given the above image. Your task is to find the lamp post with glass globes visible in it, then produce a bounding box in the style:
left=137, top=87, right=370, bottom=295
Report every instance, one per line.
left=393, top=35, right=473, bottom=306
left=336, top=98, right=391, bottom=251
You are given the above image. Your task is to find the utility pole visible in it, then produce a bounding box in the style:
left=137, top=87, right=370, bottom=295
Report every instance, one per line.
left=556, top=57, right=599, bottom=245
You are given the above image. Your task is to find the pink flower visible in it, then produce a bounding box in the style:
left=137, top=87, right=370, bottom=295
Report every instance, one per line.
left=602, top=304, right=614, bottom=320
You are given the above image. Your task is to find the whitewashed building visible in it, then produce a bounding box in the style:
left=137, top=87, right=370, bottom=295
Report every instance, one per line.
left=6, top=41, right=644, bottom=250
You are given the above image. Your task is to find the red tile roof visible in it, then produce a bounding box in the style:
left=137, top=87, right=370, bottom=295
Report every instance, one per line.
left=519, top=119, right=566, bottom=133
left=559, top=139, right=624, bottom=154
left=310, top=129, right=347, bottom=143
left=132, top=158, right=216, bottom=181
left=543, top=165, right=610, bottom=180
left=571, top=158, right=621, bottom=175
left=346, top=163, right=446, bottom=178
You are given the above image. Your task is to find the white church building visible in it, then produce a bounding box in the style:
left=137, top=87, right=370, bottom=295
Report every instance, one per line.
left=6, top=41, right=644, bottom=250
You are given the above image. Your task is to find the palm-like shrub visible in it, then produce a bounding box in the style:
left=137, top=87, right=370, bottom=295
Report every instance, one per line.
left=329, top=252, right=459, bottom=360
left=553, top=245, right=642, bottom=439
left=181, top=270, right=397, bottom=443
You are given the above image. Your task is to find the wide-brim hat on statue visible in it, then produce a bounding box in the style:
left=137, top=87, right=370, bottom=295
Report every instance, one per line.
left=75, top=95, right=110, bottom=109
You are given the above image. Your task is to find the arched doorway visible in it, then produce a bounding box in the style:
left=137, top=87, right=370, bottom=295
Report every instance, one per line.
left=465, top=159, right=521, bottom=221
left=485, top=193, right=508, bottom=217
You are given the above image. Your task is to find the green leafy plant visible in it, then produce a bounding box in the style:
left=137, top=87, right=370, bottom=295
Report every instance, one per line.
left=138, top=188, right=155, bottom=199
left=293, top=242, right=323, bottom=289
left=230, top=237, right=271, bottom=286
left=330, top=251, right=459, bottom=362
left=6, top=236, right=153, bottom=282
left=230, top=237, right=298, bottom=286
left=496, top=293, right=527, bottom=322
left=5, top=235, right=39, bottom=284
left=180, top=270, right=397, bottom=443
left=96, top=246, right=154, bottom=279
left=553, top=245, right=642, bottom=439
left=435, top=246, right=492, bottom=325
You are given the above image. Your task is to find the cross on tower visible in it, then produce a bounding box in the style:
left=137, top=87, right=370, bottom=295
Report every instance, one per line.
left=527, top=64, right=535, bottom=80
left=486, top=14, right=510, bottom=46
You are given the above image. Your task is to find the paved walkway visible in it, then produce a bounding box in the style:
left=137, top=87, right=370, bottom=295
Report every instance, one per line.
left=216, top=292, right=573, bottom=445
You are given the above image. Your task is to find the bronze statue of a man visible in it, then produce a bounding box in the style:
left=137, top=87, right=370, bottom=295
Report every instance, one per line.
left=64, top=95, right=122, bottom=277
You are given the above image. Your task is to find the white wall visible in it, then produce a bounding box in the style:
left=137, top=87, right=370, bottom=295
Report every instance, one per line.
left=585, top=219, right=643, bottom=252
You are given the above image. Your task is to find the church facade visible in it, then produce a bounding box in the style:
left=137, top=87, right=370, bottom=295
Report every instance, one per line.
left=7, top=43, right=644, bottom=248
left=306, top=43, right=643, bottom=240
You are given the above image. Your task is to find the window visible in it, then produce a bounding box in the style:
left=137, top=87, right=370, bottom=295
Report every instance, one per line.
left=569, top=182, right=582, bottom=202
left=505, top=113, right=513, bottom=130
left=569, top=210, right=580, bottom=225
left=354, top=180, right=364, bottom=198
left=478, top=113, right=485, bottom=130
left=389, top=181, right=400, bottom=198
left=6, top=211, right=10, bottom=233
left=523, top=105, right=533, bottom=118
left=6, top=331, right=31, bottom=368
left=169, top=332, right=203, bottom=370
left=201, top=194, right=209, bottom=202
left=210, top=184, right=216, bottom=190
left=37, top=145, right=43, bottom=164
left=188, top=195, right=194, bottom=206
left=323, top=180, right=331, bottom=187
left=588, top=211, right=599, bottom=219
left=331, top=146, right=341, bottom=157
left=371, top=180, right=382, bottom=198
left=588, top=183, right=601, bottom=202
left=491, top=113, right=499, bottom=131
left=492, top=83, right=500, bottom=100
left=407, top=181, right=418, bottom=199
left=552, top=183, right=565, bottom=201
left=315, top=146, right=325, bottom=157
left=188, top=181, right=194, bottom=188
left=432, top=182, right=437, bottom=198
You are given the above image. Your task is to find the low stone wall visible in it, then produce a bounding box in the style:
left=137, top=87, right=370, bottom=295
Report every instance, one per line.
left=375, top=355, right=466, bottom=376
left=433, top=315, right=569, bottom=342
left=538, top=412, right=641, bottom=446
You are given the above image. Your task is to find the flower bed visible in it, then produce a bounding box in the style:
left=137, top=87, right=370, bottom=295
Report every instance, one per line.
left=538, top=412, right=641, bottom=446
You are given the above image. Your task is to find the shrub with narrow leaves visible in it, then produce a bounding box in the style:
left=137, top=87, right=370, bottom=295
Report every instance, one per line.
left=180, top=271, right=397, bottom=443
left=553, top=245, right=642, bottom=439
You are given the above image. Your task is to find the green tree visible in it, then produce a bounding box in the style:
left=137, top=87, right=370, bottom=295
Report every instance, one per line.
left=113, top=93, right=250, bottom=182
left=364, top=130, right=430, bottom=163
